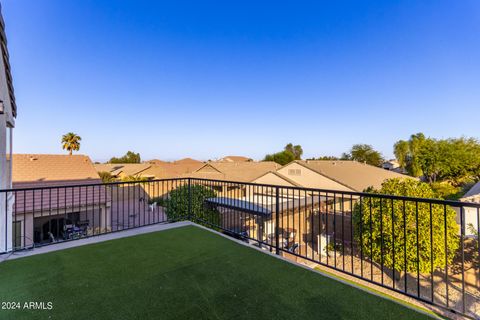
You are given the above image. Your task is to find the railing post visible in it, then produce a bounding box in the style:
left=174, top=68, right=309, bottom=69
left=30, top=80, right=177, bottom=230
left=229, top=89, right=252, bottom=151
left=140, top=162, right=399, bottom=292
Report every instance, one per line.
left=188, top=178, right=192, bottom=221
left=275, top=186, right=280, bottom=255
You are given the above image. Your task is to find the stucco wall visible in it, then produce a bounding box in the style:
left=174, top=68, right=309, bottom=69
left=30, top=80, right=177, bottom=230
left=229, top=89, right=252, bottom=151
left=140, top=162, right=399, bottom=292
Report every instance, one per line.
left=0, top=18, right=15, bottom=252
left=253, top=172, right=295, bottom=187
left=277, top=162, right=353, bottom=192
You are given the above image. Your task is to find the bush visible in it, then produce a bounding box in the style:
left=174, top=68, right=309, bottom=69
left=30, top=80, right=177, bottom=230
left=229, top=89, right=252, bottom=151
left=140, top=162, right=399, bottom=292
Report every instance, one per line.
left=353, top=178, right=459, bottom=274
left=148, top=196, right=167, bottom=207
left=121, top=175, right=149, bottom=182
left=430, top=182, right=462, bottom=200
left=99, top=171, right=116, bottom=183
left=165, top=184, right=219, bottom=224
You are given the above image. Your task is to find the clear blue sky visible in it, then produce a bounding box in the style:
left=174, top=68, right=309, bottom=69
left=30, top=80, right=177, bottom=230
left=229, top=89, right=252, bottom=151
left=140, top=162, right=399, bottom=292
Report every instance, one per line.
left=3, top=0, right=480, bottom=162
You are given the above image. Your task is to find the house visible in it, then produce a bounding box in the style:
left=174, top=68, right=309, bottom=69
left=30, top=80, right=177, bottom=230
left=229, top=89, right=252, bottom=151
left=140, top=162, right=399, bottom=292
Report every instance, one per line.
left=94, top=163, right=153, bottom=179
left=382, top=159, right=400, bottom=171
left=0, top=5, right=17, bottom=252
left=145, top=159, right=168, bottom=165
left=174, top=157, right=203, bottom=165
left=190, top=161, right=280, bottom=183
left=209, top=160, right=412, bottom=257
left=218, top=156, right=253, bottom=162
left=253, top=160, right=411, bottom=192
left=142, top=161, right=204, bottom=180
left=11, top=154, right=110, bottom=249
left=460, top=181, right=480, bottom=237
left=382, top=159, right=405, bottom=173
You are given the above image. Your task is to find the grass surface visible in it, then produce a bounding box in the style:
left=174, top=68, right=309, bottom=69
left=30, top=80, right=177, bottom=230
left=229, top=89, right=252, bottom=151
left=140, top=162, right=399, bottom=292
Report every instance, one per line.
left=0, top=226, right=431, bottom=320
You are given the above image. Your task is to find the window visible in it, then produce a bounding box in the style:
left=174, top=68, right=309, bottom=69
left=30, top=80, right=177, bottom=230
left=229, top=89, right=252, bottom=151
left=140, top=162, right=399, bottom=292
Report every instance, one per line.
left=287, top=169, right=301, bottom=176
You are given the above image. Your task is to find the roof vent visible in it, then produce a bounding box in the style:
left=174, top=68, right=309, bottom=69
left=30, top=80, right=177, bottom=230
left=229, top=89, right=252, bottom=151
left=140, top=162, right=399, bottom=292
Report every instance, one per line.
left=29, top=156, right=38, bottom=161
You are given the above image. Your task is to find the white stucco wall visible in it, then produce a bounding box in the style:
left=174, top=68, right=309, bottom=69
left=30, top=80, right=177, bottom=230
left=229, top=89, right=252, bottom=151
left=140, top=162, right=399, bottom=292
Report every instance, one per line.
left=0, top=16, right=15, bottom=252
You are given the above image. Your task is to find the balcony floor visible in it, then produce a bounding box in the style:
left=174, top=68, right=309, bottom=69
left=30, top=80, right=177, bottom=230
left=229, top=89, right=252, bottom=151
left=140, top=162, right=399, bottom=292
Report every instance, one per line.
left=0, top=225, right=432, bottom=319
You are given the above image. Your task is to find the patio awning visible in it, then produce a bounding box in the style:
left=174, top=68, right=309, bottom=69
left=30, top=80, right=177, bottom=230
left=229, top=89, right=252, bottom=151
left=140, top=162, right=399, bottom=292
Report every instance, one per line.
left=205, top=197, right=272, bottom=217
left=206, top=194, right=326, bottom=217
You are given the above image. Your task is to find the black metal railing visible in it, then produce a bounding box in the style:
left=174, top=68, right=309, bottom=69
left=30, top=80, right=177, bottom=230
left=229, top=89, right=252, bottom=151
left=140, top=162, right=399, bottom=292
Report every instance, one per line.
left=1, top=177, right=479, bottom=318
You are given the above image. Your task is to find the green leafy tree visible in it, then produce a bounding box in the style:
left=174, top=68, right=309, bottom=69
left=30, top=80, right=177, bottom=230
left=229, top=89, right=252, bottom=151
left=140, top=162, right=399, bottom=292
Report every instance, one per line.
left=61, top=132, right=81, bottom=155
left=264, top=151, right=295, bottom=165
left=393, top=133, right=426, bottom=177
left=285, top=143, right=303, bottom=160
left=264, top=143, right=303, bottom=165
left=308, top=156, right=340, bottom=161
left=165, top=184, right=219, bottom=224
left=353, top=178, right=459, bottom=274
left=417, top=137, right=480, bottom=185
left=109, top=151, right=141, bottom=163
left=346, top=144, right=384, bottom=167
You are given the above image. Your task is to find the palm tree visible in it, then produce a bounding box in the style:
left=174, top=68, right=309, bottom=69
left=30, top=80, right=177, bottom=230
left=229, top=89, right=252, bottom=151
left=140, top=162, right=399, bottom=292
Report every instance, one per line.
left=61, top=132, right=81, bottom=155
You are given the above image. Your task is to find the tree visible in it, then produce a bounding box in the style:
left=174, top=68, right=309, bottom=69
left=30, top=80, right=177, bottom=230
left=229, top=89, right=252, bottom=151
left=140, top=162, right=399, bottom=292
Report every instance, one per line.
left=61, top=132, right=81, bottom=155
left=165, top=184, right=219, bottom=224
left=264, top=151, right=295, bottom=165
left=264, top=143, right=303, bottom=165
left=308, top=156, right=340, bottom=161
left=417, top=137, right=480, bottom=185
left=109, top=151, right=141, bottom=163
left=353, top=178, right=459, bottom=274
left=346, top=144, right=384, bottom=167
left=393, top=133, right=426, bottom=177
left=285, top=143, right=303, bottom=160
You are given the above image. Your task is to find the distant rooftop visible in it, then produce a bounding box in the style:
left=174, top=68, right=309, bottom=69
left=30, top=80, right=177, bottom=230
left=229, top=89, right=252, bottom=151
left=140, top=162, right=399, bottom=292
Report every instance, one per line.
left=295, top=160, right=412, bottom=191
left=13, top=154, right=100, bottom=183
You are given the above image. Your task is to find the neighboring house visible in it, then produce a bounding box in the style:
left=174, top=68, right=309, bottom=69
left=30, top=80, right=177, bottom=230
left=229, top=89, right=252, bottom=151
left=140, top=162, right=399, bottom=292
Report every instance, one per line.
left=94, top=163, right=153, bottom=179
left=209, top=160, right=413, bottom=256
left=190, top=161, right=280, bottom=183
left=145, top=159, right=168, bottom=165
left=0, top=5, right=17, bottom=252
left=174, top=158, right=203, bottom=165
left=382, top=159, right=399, bottom=170
left=382, top=159, right=405, bottom=173
left=142, top=161, right=204, bottom=180
left=189, top=161, right=280, bottom=196
left=253, top=160, right=411, bottom=192
left=460, top=181, right=480, bottom=237
left=218, top=156, right=253, bottom=163
left=11, top=155, right=110, bottom=249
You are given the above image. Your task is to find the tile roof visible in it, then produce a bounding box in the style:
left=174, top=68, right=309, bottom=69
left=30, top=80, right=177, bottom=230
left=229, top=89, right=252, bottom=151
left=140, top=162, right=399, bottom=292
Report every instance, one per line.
left=94, top=163, right=151, bottom=177
left=190, top=161, right=280, bottom=182
left=173, top=158, right=204, bottom=165
left=219, top=156, right=253, bottom=162
left=141, top=162, right=204, bottom=179
left=12, top=154, right=100, bottom=183
left=294, top=160, right=413, bottom=192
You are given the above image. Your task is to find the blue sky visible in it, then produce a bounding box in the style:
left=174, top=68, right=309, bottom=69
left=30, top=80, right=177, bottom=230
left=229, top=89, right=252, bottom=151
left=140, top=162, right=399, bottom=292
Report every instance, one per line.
left=3, top=0, right=480, bottom=162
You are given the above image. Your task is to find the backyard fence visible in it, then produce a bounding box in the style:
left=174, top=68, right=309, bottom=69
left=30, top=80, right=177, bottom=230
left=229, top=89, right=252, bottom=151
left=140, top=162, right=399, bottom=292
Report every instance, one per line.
left=1, top=178, right=479, bottom=318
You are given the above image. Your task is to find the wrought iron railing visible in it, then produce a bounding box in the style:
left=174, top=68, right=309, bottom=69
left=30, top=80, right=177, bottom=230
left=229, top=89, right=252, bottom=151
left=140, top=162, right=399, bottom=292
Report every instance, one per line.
left=1, top=178, right=479, bottom=318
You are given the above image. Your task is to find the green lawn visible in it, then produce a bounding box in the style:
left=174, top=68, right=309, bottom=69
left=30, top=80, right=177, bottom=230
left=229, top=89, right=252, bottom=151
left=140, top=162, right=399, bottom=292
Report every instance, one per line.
left=0, top=225, right=432, bottom=320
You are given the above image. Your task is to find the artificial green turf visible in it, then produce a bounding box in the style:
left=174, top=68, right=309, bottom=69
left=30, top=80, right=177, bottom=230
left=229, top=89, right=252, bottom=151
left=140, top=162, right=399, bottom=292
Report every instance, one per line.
left=0, top=226, right=431, bottom=320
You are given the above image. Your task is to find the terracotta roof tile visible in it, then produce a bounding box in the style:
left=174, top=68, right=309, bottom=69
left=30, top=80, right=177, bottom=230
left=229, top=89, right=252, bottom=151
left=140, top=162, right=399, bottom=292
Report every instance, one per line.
left=13, top=154, right=100, bottom=183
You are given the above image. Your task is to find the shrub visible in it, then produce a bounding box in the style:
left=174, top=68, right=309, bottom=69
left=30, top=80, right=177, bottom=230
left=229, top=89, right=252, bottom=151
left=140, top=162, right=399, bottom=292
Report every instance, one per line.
left=353, top=178, right=459, bottom=274
left=165, top=184, right=219, bottom=224
left=99, top=171, right=116, bottom=183
left=148, top=196, right=167, bottom=207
